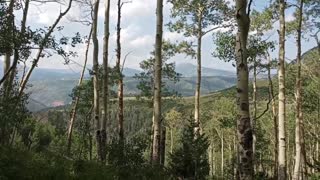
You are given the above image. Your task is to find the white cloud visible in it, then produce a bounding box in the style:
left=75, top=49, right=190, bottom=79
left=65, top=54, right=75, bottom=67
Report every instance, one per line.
left=163, top=31, right=183, bottom=41
left=100, top=0, right=155, bottom=21
left=129, top=35, right=153, bottom=47
left=121, top=0, right=155, bottom=17
left=16, top=0, right=315, bottom=73
left=28, top=2, right=63, bottom=25
left=285, top=13, right=295, bottom=22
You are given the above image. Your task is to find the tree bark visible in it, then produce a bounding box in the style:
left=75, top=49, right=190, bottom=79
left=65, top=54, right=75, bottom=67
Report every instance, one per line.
left=67, top=27, right=92, bottom=155
left=235, top=0, right=253, bottom=179
left=91, top=0, right=101, bottom=160
left=19, top=0, right=73, bottom=96
left=116, top=0, right=124, bottom=142
left=160, top=126, right=166, bottom=166
left=194, top=12, right=202, bottom=135
left=278, top=0, right=287, bottom=179
left=100, top=0, right=110, bottom=163
left=150, top=116, right=154, bottom=164
left=293, top=1, right=304, bottom=179
left=252, top=59, right=257, bottom=172
left=151, top=0, right=163, bottom=165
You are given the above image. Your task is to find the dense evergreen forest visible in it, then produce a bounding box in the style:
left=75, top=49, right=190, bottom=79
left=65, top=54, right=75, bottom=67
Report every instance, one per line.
left=0, top=0, right=320, bottom=179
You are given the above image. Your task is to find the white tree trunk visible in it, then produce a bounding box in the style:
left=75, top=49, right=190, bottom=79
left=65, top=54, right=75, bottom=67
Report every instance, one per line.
left=92, top=0, right=101, bottom=160
left=235, top=0, right=253, bottom=179
left=278, top=0, right=287, bottom=179
left=194, top=15, right=202, bottom=135
left=116, top=0, right=124, bottom=141
left=252, top=60, right=257, bottom=172
left=100, top=0, right=110, bottom=162
left=293, top=1, right=304, bottom=179
left=151, top=0, right=163, bottom=165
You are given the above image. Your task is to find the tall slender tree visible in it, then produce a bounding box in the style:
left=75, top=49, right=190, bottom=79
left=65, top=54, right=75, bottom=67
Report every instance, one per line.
left=100, top=0, right=110, bottom=162
left=251, top=57, right=257, bottom=173
left=277, top=0, right=287, bottom=179
left=116, top=0, right=124, bottom=142
left=91, top=0, right=101, bottom=160
left=293, top=0, right=304, bottom=179
left=167, top=0, right=230, bottom=134
left=151, top=0, right=163, bottom=165
left=113, top=0, right=132, bottom=145
left=235, top=0, right=253, bottom=179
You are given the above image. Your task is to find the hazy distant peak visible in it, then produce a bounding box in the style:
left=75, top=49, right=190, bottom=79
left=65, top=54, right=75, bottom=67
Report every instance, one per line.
left=175, top=63, right=236, bottom=77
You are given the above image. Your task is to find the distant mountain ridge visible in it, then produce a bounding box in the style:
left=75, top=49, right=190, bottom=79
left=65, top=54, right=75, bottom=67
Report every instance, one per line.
left=1, top=62, right=237, bottom=112
left=176, top=63, right=236, bottom=77
left=0, top=63, right=141, bottom=80
left=1, top=62, right=235, bottom=79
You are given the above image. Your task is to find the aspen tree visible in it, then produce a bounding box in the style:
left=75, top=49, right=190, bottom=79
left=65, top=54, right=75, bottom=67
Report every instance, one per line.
left=293, top=0, right=304, bottom=179
left=91, top=0, right=101, bottom=159
left=277, top=0, right=287, bottom=179
left=100, top=0, right=110, bottom=162
left=151, top=0, right=163, bottom=165
left=235, top=0, right=254, bottom=178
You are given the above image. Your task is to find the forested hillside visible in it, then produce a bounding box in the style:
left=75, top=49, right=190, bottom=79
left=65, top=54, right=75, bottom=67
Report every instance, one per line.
left=0, top=0, right=319, bottom=180
left=27, top=75, right=236, bottom=111
left=3, top=62, right=236, bottom=111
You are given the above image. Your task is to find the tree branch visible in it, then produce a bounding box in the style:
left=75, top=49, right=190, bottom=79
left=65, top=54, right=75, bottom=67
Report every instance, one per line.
left=254, top=93, right=279, bottom=121
left=121, top=51, right=133, bottom=73
left=0, top=65, right=14, bottom=86
left=202, top=24, right=232, bottom=36
left=120, top=0, right=132, bottom=8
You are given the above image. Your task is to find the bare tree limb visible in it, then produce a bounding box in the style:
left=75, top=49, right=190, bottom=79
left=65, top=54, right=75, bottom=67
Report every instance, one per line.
left=0, top=66, right=14, bottom=86
left=202, top=24, right=232, bottom=36
left=120, top=0, right=132, bottom=8
left=121, top=51, right=133, bottom=73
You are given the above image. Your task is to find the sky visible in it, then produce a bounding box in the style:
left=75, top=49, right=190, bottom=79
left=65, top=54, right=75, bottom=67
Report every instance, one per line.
left=2, top=0, right=319, bottom=74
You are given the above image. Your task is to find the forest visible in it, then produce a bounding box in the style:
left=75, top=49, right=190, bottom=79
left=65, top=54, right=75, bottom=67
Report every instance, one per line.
left=0, top=0, right=320, bottom=179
